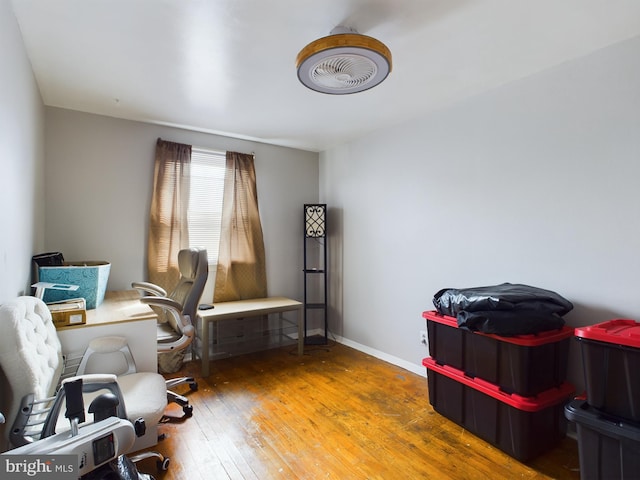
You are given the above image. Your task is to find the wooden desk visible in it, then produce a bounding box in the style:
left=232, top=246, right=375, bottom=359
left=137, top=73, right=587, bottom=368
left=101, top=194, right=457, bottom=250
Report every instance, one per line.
left=56, top=290, right=158, bottom=372
left=197, top=297, right=303, bottom=377
left=56, top=290, right=158, bottom=328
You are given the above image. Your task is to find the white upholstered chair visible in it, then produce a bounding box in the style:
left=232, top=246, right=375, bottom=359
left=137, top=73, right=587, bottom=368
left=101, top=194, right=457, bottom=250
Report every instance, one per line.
left=0, top=296, right=167, bottom=465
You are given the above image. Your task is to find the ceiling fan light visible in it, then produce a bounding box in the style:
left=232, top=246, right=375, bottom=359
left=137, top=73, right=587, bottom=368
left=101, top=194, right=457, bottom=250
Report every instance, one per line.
left=296, top=29, right=392, bottom=95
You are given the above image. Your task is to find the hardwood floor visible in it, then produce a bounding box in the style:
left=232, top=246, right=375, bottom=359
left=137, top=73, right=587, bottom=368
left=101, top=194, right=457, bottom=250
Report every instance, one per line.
left=135, top=343, right=580, bottom=480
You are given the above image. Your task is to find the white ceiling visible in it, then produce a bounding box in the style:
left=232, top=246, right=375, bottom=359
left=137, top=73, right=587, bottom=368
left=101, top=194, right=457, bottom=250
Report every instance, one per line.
left=10, top=0, right=640, bottom=152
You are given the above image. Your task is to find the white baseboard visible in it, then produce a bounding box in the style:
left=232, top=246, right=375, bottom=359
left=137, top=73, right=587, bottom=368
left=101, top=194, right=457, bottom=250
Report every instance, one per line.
left=331, top=333, right=426, bottom=378
left=189, top=326, right=426, bottom=378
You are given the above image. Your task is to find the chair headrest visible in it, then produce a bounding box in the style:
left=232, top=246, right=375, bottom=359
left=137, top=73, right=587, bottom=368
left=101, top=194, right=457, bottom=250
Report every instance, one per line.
left=178, top=248, right=207, bottom=280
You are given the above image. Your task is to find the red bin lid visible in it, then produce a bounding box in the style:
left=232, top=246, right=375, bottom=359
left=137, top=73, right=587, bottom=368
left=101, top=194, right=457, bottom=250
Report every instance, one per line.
left=422, top=310, right=574, bottom=346
left=422, top=357, right=575, bottom=411
left=574, top=319, right=640, bottom=348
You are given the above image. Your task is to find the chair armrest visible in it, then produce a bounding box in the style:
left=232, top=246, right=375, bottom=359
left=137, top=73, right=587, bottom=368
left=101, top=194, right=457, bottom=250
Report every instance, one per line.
left=140, top=296, right=182, bottom=312
left=11, top=374, right=128, bottom=446
left=158, top=323, right=195, bottom=353
left=141, top=297, right=195, bottom=352
left=63, top=373, right=118, bottom=386
left=85, top=336, right=130, bottom=354
left=140, top=296, right=184, bottom=328
left=76, top=336, right=137, bottom=376
left=131, top=281, right=166, bottom=297
left=8, top=393, right=51, bottom=446
left=42, top=374, right=128, bottom=438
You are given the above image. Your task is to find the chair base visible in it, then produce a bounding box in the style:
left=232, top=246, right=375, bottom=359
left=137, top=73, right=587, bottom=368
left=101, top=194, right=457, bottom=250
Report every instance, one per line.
left=130, top=450, right=171, bottom=472
left=166, top=376, right=198, bottom=416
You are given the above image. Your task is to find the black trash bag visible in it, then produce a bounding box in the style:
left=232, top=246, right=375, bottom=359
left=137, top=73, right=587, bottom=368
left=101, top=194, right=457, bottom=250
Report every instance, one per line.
left=433, top=283, right=573, bottom=317
left=456, top=310, right=566, bottom=336
left=82, top=455, right=155, bottom=480
left=433, top=283, right=573, bottom=336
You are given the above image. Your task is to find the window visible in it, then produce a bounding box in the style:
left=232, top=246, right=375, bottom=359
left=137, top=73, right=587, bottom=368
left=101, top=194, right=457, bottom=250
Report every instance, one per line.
left=149, top=141, right=265, bottom=300
left=187, top=148, right=225, bottom=265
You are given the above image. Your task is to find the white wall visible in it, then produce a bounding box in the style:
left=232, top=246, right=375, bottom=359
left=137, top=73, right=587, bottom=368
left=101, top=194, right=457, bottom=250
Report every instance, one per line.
left=0, top=0, right=45, bottom=449
left=44, top=108, right=319, bottom=302
left=321, top=35, right=640, bottom=390
left=0, top=1, right=45, bottom=302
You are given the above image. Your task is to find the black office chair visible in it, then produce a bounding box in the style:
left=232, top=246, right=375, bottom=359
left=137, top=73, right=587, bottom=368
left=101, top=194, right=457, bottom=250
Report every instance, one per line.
left=132, top=248, right=208, bottom=416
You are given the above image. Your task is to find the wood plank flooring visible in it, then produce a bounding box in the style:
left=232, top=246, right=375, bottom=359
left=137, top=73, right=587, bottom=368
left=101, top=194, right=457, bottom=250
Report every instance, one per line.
left=135, top=343, right=580, bottom=480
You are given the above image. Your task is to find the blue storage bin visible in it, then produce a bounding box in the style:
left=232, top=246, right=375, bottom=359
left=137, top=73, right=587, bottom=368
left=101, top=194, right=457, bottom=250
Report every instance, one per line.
left=39, top=261, right=110, bottom=309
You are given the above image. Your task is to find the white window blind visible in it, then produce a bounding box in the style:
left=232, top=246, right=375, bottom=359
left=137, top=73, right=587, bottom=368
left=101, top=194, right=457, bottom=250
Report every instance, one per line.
left=188, top=148, right=226, bottom=265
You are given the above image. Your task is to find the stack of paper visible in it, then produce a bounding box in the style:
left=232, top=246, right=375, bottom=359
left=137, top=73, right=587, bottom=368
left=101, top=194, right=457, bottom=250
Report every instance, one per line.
left=47, top=298, right=87, bottom=327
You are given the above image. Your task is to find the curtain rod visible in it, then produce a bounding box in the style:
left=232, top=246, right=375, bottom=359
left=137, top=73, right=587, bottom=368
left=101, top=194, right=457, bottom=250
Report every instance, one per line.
left=192, top=146, right=255, bottom=158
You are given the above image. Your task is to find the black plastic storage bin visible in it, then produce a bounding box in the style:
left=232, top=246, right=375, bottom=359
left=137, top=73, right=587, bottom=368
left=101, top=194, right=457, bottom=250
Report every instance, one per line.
left=423, top=357, right=574, bottom=462
left=423, top=310, right=573, bottom=396
left=565, top=399, right=640, bottom=480
left=575, top=319, right=640, bottom=421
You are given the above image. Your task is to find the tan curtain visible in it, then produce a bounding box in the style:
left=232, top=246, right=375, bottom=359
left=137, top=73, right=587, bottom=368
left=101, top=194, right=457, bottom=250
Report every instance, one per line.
left=213, top=151, right=267, bottom=301
left=147, top=138, right=192, bottom=291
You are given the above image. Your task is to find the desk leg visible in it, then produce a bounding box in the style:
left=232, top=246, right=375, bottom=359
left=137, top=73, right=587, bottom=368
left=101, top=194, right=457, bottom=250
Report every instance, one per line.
left=297, top=306, right=304, bottom=356
left=202, top=317, right=210, bottom=377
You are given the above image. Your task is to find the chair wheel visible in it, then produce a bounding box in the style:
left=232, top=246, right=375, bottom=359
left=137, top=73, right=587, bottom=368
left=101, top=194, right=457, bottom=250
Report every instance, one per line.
left=157, top=457, right=170, bottom=471
left=183, top=404, right=193, bottom=416
left=189, top=381, right=198, bottom=391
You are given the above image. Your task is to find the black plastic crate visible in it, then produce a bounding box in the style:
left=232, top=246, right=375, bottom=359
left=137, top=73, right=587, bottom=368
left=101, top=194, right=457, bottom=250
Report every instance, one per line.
left=565, top=399, right=640, bottom=480
left=575, top=319, right=640, bottom=421
left=423, top=357, right=574, bottom=462
left=424, top=310, right=573, bottom=396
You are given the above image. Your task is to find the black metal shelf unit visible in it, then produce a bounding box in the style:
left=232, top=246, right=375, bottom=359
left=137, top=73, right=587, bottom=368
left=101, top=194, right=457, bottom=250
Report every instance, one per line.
left=303, top=204, right=328, bottom=345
